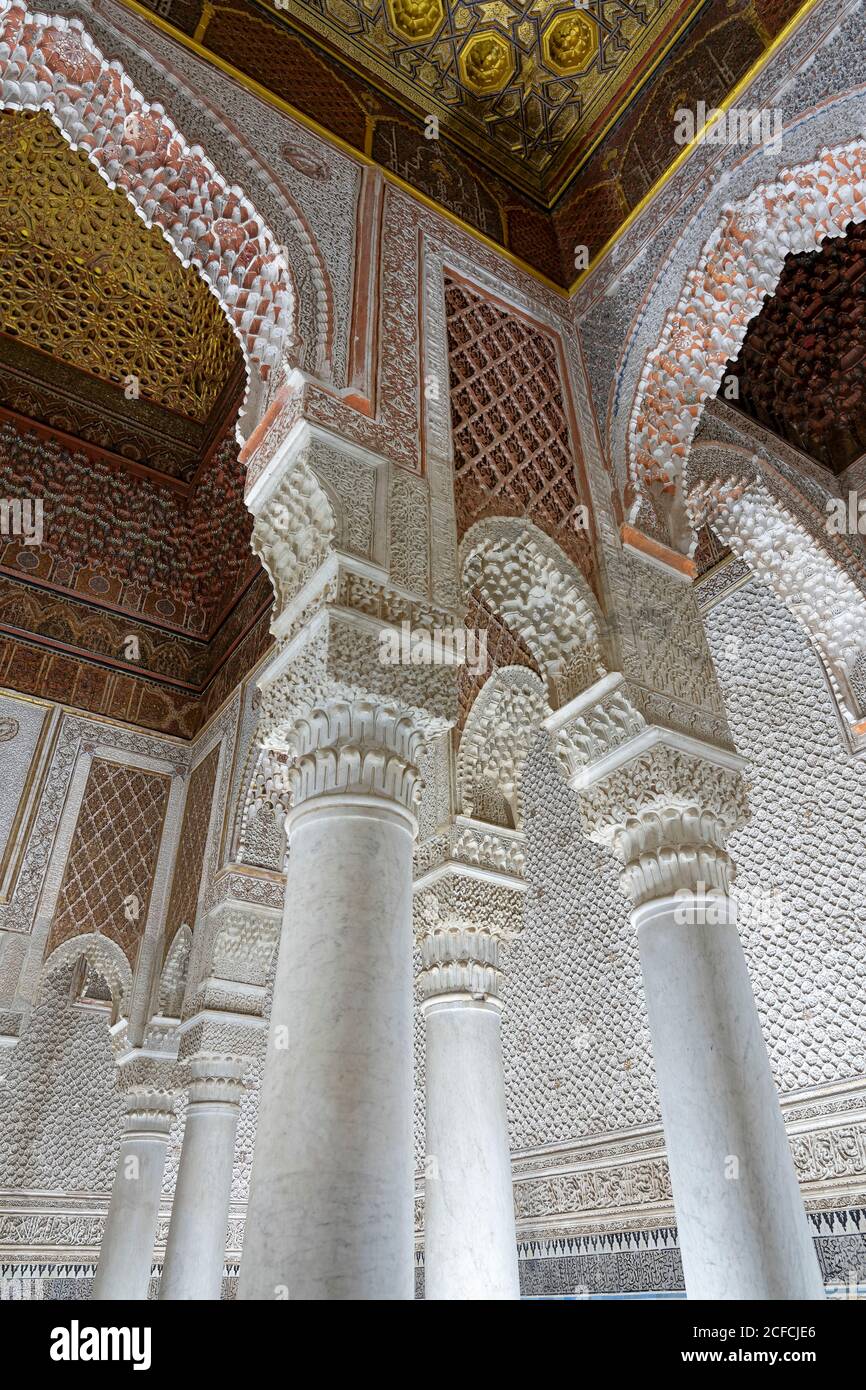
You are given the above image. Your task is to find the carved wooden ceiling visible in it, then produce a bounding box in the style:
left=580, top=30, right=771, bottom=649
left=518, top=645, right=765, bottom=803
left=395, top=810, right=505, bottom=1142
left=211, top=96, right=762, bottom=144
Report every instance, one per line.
left=258, top=0, right=696, bottom=197
left=0, top=111, right=245, bottom=485
left=131, top=0, right=807, bottom=283
left=723, top=217, right=866, bottom=476
left=0, top=111, right=269, bottom=737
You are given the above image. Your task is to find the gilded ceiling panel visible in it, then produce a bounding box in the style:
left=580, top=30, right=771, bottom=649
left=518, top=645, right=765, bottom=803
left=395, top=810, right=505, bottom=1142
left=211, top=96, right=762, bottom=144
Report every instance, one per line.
left=0, top=111, right=240, bottom=421
left=261, top=0, right=696, bottom=195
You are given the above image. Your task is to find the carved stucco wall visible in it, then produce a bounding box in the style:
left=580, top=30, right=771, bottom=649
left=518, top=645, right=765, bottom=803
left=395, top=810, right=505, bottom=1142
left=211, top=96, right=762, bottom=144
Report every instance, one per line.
left=707, top=577, right=866, bottom=1091
left=504, top=741, right=649, bottom=1146
left=487, top=571, right=866, bottom=1156
left=0, top=967, right=121, bottom=1194
left=2, top=577, right=866, bottom=1289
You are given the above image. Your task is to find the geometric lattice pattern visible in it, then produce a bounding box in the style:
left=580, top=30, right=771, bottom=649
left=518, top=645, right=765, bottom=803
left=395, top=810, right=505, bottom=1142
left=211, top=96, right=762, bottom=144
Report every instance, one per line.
left=46, top=759, right=170, bottom=965
left=162, top=744, right=220, bottom=957
left=0, top=113, right=241, bottom=422
left=445, top=276, right=592, bottom=578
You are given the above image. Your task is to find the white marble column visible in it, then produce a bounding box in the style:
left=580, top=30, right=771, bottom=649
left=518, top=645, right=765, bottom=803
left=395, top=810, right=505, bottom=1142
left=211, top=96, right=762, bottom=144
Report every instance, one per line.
left=634, top=887, right=824, bottom=1300
left=239, top=699, right=425, bottom=1301
left=416, top=882, right=521, bottom=1300
left=550, top=718, right=825, bottom=1301
left=159, top=1056, right=245, bottom=1301
left=92, top=1088, right=174, bottom=1301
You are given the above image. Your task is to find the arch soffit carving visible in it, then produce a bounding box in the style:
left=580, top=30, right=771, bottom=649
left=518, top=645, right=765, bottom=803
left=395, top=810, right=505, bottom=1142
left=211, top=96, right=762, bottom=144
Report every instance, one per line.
left=156, top=921, right=192, bottom=1019
left=626, top=139, right=866, bottom=548
left=41, top=932, right=132, bottom=1020
left=457, top=665, right=550, bottom=828
left=459, top=517, right=607, bottom=705
left=687, top=441, right=866, bottom=725
left=0, top=3, right=301, bottom=422
left=686, top=440, right=866, bottom=590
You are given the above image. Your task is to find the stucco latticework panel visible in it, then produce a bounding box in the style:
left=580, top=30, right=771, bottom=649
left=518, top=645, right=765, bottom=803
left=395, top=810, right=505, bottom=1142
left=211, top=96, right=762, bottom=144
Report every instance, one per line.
left=45, top=758, right=169, bottom=966
left=445, top=277, right=592, bottom=584
left=162, top=744, right=220, bottom=957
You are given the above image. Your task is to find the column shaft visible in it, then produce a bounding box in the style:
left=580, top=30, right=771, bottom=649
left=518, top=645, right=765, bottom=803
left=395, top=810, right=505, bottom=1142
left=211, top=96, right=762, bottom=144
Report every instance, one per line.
left=239, top=794, right=416, bottom=1300
left=159, top=1085, right=241, bottom=1300
left=423, top=996, right=519, bottom=1299
left=92, top=1111, right=171, bottom=1301
left=635, top=893, right=825, bottom=1300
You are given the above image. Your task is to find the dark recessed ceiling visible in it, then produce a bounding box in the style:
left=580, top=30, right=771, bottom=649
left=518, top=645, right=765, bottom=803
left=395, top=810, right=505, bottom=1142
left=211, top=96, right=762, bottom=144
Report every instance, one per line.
left=722, top=217, right=866, bottom=477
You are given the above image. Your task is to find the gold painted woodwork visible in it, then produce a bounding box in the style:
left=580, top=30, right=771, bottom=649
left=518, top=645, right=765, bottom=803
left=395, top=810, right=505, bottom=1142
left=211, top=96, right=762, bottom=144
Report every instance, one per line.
left=387, top=0, right=444, bottom=41
left=459, top=32, right=515, bottom=94
left=0, top=111, right=240, bottom=421
left=119, top=0, right=821, bottom=296
left=542, top=12, right=597, bottom=77
left=256, top=0, right=696, bottom=195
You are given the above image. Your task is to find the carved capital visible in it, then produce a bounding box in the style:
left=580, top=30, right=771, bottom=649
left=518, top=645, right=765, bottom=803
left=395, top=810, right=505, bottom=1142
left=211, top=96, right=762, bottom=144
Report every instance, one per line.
left=183, top=1052, right=249, bottom=1108
left=175, top=1010, right=266, bottom=1103
left=414, top=816, right=526, bottom=883
left=550, top=674, right=646, bottom=776
left=554, top=738, right=749, bottom=909
left=413, top=875, right=523, bottom=1004
left=115, top=1056, right=178, bottom=1136
left=257, top=618, right=454, bottom=817
left=285, top=696, right=428, bottom=814
left=452, top=818, right=526, bottom=880
left=111, top=1024, right=179, bottom=1130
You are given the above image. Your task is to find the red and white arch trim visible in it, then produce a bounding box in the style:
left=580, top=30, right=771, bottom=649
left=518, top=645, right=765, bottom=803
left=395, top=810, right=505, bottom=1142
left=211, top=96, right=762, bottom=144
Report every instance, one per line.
left=629, top=141, right=866, bottom=524
left=0, top=2, right=295, bottom=377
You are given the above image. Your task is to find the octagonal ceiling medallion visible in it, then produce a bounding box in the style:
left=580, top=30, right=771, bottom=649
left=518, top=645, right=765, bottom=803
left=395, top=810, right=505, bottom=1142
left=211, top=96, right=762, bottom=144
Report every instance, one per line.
left=386, top=0, right=445, bottom=41
left=542, top=12, right=598, bottom=78
left=459, top=32, right=515, bottom=96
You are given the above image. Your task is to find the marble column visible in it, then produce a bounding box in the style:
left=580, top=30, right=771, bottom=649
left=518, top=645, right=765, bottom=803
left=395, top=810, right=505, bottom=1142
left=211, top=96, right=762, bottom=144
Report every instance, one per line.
left=159, top=1056, right=245, bottom=1301
left=416, top=878, right=521, bottom=1300
left=633, top=884, right=824, bottom=1299
left=238, top=698, right=426, bottom=1301
left=550, top=718, right=824, bottom=1301
left=92, top=1085, right=174, bottom=1301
